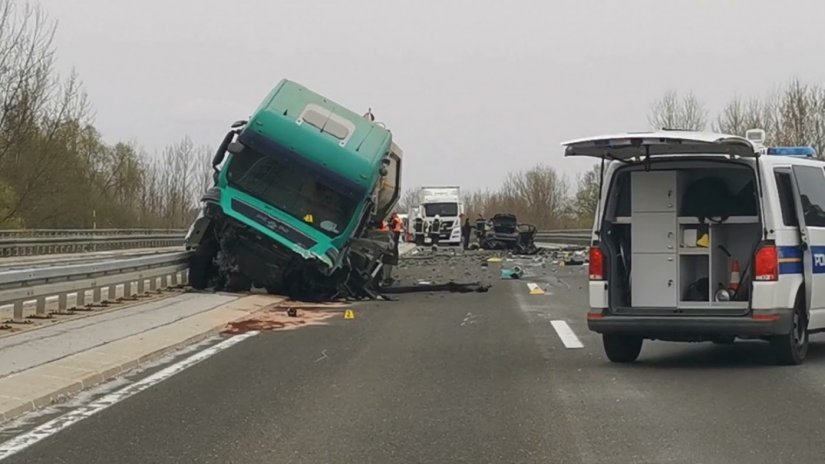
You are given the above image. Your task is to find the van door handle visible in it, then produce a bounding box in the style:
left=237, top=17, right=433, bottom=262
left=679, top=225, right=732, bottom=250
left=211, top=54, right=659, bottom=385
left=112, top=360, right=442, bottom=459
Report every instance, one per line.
left=667, top=279, right=673, bottom=287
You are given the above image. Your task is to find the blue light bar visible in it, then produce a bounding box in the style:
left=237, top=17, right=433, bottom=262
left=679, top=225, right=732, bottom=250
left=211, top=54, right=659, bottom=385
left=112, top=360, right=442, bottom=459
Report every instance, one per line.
left=767, top=146, right=817, bottom=157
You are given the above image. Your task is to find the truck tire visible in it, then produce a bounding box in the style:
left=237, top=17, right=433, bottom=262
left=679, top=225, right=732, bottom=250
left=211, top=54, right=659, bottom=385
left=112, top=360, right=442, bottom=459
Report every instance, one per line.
left=603, top=334, right=643, bottom=363
left=189, top=240, right=218, bottom=290
left=771, top=296, right=808, bottom=365
left=224, top=273, right=251, bottom=293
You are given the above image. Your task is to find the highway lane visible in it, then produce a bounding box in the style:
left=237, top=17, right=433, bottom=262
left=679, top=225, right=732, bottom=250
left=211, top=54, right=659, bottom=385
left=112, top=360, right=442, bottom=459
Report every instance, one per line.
left=5, top=257, right=825, bottom=463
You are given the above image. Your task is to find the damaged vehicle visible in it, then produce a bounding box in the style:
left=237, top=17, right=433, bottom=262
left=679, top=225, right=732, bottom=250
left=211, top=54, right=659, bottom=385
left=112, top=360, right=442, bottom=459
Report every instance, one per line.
left=479, top=213, right=538, bottom=255
left=185, top=79, right=402, bottom=299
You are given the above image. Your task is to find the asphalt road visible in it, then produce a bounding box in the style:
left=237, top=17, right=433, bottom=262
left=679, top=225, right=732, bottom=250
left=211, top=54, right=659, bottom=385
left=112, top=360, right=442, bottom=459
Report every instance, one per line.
left=6, top=254, right=825, bottom=463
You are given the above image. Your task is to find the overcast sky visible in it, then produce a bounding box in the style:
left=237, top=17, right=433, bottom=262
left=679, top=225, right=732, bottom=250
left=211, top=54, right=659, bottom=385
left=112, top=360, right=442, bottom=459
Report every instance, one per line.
left=37, top=0, right=825, bottom=191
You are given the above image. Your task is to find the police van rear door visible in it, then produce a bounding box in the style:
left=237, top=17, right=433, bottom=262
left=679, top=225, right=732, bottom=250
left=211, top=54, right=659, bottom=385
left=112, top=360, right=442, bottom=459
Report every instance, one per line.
left=789, top=164, right=825, bottom=324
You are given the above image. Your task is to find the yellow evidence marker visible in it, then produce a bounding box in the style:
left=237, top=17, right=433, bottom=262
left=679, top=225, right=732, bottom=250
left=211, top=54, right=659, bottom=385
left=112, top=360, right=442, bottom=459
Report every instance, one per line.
left=527, top=283, right=545, bottom=295
left=344, top=309, right=355, bottom=320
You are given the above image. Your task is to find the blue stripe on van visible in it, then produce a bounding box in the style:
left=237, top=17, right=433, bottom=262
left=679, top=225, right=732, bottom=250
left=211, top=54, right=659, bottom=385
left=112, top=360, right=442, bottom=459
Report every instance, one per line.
left=778, top=246, right=803, bottom=275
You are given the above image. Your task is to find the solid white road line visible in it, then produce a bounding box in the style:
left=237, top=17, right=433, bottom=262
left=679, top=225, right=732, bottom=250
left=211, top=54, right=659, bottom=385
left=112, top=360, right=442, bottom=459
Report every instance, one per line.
left=0, top=331, right=259, bottom=461
left=550, top=320, right=583, bottom=349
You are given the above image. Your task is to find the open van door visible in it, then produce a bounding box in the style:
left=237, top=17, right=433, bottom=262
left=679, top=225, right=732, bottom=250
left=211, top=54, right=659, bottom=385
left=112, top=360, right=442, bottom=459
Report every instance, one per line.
left=789, top=165, right=825, bottom=327
left=562, top=131, right=756, bottom=159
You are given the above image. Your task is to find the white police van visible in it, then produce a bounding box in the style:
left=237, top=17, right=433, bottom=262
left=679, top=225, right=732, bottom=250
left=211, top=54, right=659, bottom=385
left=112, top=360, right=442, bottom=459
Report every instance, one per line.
left=563, top=129, right=824, bottom=365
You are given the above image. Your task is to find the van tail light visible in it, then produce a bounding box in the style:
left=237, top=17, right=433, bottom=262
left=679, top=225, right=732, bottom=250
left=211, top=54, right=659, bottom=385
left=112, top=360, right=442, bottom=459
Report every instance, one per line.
left=754, top=244, right=778, bottom=282
left=589, top=246, right=604, bottom=281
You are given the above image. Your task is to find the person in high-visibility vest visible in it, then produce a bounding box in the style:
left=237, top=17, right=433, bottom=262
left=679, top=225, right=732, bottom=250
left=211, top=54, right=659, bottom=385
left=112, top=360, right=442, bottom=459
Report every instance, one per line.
left=390, top=213, right=402, bottom=246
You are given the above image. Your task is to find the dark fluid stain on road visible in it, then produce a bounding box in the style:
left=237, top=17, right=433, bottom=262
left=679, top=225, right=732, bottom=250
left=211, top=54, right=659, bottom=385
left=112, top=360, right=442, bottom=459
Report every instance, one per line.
left=222, top=318, right=296, bottom=334
left=221, top=301, right=349, bottom=335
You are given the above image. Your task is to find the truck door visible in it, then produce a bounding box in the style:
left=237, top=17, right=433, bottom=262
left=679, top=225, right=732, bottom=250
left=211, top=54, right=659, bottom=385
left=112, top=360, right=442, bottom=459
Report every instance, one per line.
left=789, top=165, right=825, bottom=326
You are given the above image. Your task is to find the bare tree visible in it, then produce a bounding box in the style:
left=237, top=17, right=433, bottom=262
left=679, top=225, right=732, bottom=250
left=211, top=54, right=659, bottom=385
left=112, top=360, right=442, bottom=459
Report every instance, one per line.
left=648, top=90, right=707, bottom=131
left=572, top=164, right=601, bottom=227
left=395, top=187, right=419, bottom=213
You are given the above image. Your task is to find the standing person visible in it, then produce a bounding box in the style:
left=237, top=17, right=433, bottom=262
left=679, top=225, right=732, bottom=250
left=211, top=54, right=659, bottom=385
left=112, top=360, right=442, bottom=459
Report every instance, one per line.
left=413, top=217, right=424, bottom=245
left=475, top=214, right=486, bottom=239
left=430, top=215, right=441, bottom=247
left=390, top=212, right=402, bottom=247
left=461, top=217, right=472, bottom=250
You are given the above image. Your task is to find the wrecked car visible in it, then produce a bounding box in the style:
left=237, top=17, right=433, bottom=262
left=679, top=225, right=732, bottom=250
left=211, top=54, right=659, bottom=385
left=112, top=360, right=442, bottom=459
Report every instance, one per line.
left=479, top=213, right=538, bottom=255
left=184, top=79, right=402, bottom=299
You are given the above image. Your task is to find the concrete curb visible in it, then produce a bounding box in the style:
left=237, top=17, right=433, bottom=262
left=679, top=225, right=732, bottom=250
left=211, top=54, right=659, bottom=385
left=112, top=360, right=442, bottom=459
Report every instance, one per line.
left=0, top=294, right=283, bottom=424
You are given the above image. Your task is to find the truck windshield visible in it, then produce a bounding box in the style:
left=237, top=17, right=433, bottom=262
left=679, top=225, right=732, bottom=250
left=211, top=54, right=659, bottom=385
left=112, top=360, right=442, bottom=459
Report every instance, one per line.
left=226, top=147, right=359, bottom=237
left=424, top=203, right=458, bottom=217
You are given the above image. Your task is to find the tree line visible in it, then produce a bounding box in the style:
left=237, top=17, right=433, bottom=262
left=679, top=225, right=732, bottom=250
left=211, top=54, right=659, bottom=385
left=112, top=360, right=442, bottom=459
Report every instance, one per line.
left=397, top=164, right=601, bottom=230
left=0, top=0, right=212, bottom=229
left=401, top=79, right=825, bottom=230
left=4, top=1, right=824, bottom=231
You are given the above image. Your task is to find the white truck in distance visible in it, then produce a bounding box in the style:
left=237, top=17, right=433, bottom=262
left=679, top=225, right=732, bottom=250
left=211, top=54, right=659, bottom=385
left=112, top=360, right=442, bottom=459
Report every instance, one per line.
left=412, top=186, right=463, bottom=245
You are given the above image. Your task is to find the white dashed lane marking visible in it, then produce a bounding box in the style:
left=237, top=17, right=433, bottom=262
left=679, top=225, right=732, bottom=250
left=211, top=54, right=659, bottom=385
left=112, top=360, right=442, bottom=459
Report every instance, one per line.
left=551, top=320, right=584, bottom=349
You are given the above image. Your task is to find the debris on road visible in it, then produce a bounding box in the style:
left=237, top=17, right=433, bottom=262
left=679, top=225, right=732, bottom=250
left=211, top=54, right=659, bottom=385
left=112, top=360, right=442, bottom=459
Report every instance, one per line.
left=380, top=282, right=490, bottom=294
left=500, top=266, right=524, bottom=280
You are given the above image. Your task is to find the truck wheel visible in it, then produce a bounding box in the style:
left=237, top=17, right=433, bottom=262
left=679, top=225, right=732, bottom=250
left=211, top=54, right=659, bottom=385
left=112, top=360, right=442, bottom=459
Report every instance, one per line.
left=189, top=240, right=218, bottom=290
left=224, top=273, right=251, bottom=293
left=771, top=299, right=808, bottom=365
left=603, top=334, right=643, bottom=363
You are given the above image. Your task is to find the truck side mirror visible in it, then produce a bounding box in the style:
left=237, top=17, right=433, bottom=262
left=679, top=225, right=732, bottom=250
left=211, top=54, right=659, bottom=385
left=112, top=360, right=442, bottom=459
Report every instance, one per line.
left=231, top=120, right=248, bottom=129
left=227, top=141, right=244, bottom=154
left=212, top=131, right=236, bottom=169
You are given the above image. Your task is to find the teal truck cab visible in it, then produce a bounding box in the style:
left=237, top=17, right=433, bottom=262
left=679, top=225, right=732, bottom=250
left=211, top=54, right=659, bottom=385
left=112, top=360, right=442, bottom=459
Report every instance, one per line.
left=185, top=79, right=402, bottom=298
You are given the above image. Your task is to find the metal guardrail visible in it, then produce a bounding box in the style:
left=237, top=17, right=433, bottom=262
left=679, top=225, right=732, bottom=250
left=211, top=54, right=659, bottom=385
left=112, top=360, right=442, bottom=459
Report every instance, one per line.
left=0, top=230, right=187, bottom=257
left=0, top=251, right=193, bottom=323
left=0, top=229, right=186, bottom=238
left=534, top=229, right=591, bottom=246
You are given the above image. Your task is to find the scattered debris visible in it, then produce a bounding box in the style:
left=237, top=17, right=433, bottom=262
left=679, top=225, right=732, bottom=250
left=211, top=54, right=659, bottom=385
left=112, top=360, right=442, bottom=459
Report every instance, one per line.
left=500, top=266, right=524, bottom=280
left=380, top=282, right=490, bottom=294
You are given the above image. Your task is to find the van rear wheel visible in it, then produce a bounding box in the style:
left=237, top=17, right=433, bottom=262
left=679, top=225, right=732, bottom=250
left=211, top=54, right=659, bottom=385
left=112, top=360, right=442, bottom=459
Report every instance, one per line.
left=771, top=304, right=808, bottom=365
left=602, top=334, right=643, bottom=363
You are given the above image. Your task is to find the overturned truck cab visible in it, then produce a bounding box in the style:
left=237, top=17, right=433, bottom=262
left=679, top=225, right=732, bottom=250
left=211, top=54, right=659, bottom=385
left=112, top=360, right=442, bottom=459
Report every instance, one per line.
left=185, top=79, right=403, bottom=299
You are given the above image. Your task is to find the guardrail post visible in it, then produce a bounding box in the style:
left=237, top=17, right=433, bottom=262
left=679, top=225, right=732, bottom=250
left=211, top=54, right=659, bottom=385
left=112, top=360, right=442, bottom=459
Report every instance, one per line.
left=92, top=287, right=102, bottom=305
left=35, top=297, right=48, bottom=318
left=58, top=293, right=68, bottom=312
left=12, top=301, right=24, bottom=323
left=170, top=271, right=179, bottom=287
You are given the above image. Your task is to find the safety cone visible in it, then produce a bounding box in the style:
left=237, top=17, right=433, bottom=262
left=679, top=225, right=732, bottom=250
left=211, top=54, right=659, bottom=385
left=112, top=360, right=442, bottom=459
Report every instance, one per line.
left=729, top=259, right=741, bottom=292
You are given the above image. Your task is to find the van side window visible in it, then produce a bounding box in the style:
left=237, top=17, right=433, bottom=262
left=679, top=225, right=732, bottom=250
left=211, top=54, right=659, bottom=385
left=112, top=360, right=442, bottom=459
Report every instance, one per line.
left=774, top=171, right=798, bottom=227
left=793, top=166, right=825, bottom=227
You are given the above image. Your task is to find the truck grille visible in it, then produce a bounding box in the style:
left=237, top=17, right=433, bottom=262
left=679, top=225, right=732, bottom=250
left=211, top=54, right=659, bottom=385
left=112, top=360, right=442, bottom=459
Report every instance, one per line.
left=231, top=199, right=317, bottom=249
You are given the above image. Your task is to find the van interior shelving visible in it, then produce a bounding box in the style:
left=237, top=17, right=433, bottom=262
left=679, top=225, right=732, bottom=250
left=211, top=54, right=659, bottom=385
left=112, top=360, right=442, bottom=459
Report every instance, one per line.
left=602, top=163, right=761, bottom=314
